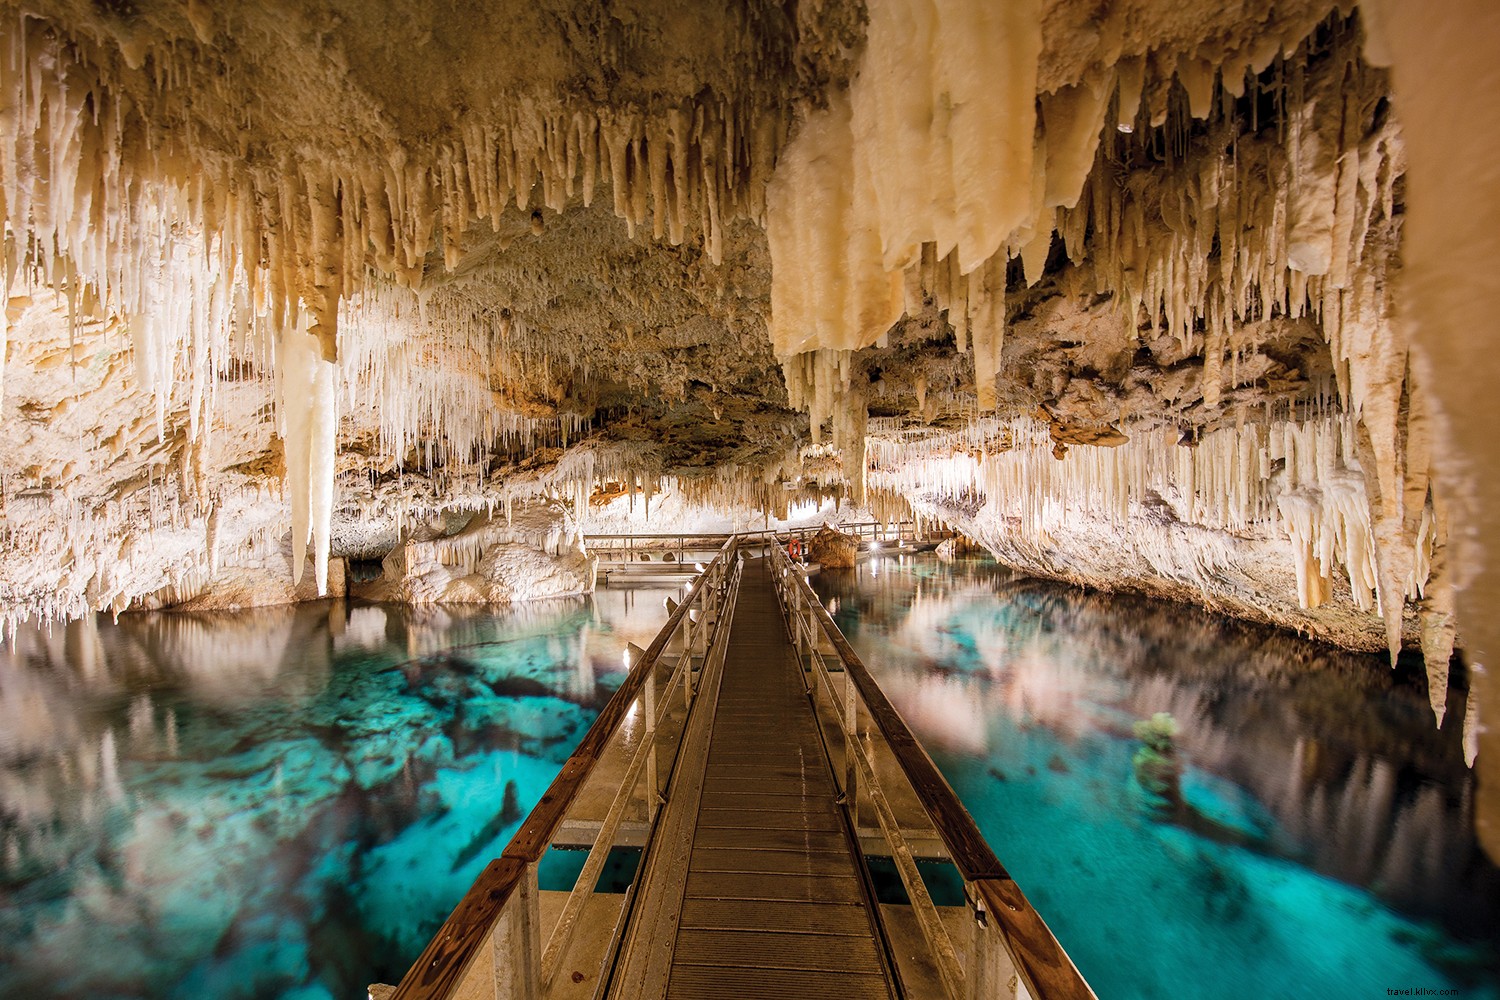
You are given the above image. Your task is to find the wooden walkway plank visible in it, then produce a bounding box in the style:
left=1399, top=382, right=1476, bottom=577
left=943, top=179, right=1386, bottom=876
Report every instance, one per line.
left=659, top=560, right=898, bottom=999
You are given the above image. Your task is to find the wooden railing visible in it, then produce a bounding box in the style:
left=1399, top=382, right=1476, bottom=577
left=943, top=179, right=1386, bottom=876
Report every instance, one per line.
left=386, top=539, right=742, bottom=1000
left=770, top=544, right=1097, bottom=1000
left=380, top=537, right=1091, bottom=1000
left=584, top=521, right=925, bottom=556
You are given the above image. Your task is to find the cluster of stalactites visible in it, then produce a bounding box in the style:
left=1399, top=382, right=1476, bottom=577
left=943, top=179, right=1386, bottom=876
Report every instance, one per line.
left=769, top=7, right=1437, bottom=662
left=1, top=16, right=788, bottom=606
left=1053, top=24, right=1435, bottom=681
left=275, top=89, right=784, bottom=299
left=0, top=21, right=345, bottom=597
left=865, top=408, right=1457, bottom=728
left=774, top=5, right=1380, bottom=371
left=770, top=7, right=1398, bottom=404
left=0, top=474, right=292, bottom=638
left=781, top=350, right=869, bottom=505
left=367, top=443, right=866, bottom=543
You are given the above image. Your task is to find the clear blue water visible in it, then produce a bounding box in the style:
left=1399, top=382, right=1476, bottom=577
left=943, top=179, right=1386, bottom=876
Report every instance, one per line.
left=812, top=554, right=1500, bottom=1000
left=5, top=562, right=1496, bottom=1000
left=0, top=590, right=676, bottom=1000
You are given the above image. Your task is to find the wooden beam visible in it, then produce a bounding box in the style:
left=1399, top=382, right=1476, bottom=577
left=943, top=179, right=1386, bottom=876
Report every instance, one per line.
left=390, top=856, right=529, bottom=1000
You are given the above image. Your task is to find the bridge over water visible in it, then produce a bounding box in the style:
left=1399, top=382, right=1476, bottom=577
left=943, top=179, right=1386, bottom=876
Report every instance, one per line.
left=372, top=538, right=1093, bottom=1000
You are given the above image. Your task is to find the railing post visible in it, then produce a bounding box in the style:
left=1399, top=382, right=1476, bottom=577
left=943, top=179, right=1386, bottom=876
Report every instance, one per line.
left=492, top=861, right=541, bottom=1000
left=969, top=890, right=1024, bottom=1000
left=844, top=669, right=859, bottom=825
left=810, top=614, right=822, bottom=692
left=644, top=660, right=658, bottom=824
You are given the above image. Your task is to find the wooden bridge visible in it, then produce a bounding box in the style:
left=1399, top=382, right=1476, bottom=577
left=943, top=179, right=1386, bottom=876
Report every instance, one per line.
left=373, top=539, right=1093, bottom=1000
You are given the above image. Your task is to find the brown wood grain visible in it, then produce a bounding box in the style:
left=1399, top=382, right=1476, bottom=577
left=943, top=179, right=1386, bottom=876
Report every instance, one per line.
left=975, top=877, right=1098, bottom=1000
left=390, top=856, right=527, bottom=1000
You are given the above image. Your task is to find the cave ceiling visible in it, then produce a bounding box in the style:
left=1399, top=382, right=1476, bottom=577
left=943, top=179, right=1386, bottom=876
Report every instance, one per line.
left=0, top=0, right=1435, bottom=644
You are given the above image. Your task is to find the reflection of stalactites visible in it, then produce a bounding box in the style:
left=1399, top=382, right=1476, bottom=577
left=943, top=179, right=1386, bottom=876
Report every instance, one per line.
left=99, top=728, right=124, bottom=803
left=1464, top=683, right=1480, bottom=769
left=64, top=616, right=106, bottom=681
left=127, top=694, right=155, bottom=742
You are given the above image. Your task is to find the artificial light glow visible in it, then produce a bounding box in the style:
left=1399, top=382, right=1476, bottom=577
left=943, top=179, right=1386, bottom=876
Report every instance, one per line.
left=870, top=541, right=882, bottom=551
left=788, top=499, right=820, bottom=519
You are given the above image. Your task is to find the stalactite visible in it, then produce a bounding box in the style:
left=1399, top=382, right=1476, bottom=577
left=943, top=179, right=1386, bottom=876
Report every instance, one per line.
left=0, top=16, right=789, bottom=622
left=864, top=410, right=1412, bottom=625
left=1464, top=684, right=1480, bottom=769
left=770, top=11, right=1435, bottom=680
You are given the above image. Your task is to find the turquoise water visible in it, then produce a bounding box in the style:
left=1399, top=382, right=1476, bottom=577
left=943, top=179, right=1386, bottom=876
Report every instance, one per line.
left=813, top=554, right=1500, bottom=1000
left=0, top=590, right=675, bottom=1000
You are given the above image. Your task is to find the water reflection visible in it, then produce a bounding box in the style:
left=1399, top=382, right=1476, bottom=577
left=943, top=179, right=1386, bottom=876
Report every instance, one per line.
left=814, top=555, right=1499, bottom=1000
left=0, top=589, right=673, bottom=1000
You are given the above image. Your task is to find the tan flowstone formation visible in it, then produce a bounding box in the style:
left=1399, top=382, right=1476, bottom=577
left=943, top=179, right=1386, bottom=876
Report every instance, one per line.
left=0, top=0, right=1495, bottom=852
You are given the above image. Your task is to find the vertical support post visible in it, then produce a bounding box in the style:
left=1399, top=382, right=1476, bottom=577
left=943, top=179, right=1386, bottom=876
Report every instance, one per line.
left=844, top=669, right=859, bottom=826
left=644, top=657, right=658, bottom=824
left=967, top=893, right=1023, bottom=1000
left=809, top=609, right=819, bottom=671
left=492, top=861, right=542, bottom=1000
left=805, top=616, right=819, bottom=698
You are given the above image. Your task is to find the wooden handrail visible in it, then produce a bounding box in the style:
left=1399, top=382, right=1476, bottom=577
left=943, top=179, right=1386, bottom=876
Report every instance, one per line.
left=973, top=878, right=1096, bottom=1000
left=505, top=536, right=735, bottom=861
left=775, top=550, right=1005, bottom=880
left=771, top=546, right=1097, bottom=1000
left=389, top=856, right=530, bottom=1000
left=391, top=537, right=736, bottom=1000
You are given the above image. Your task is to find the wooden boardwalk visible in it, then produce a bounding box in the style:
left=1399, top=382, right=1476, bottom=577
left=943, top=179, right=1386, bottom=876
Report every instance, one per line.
left=613, top=559, right=898, bottom=999
left=383, top=541, right=1094, bottom=1000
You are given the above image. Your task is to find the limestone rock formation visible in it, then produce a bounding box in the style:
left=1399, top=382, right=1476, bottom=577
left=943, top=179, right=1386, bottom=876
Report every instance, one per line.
left=0, top=0, right=1495, bottom=852
left=136, top=547, right=348, bottom=613
left=807, top=526, right=859, bottom=568
left=355, top=503, right=595, bottom=605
